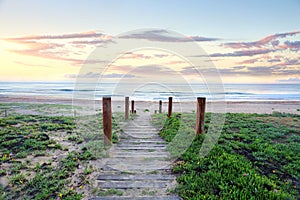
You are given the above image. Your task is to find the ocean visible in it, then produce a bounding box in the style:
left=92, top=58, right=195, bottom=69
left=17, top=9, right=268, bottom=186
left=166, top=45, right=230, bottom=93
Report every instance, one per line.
left=0, top=82, right=299, bottom=102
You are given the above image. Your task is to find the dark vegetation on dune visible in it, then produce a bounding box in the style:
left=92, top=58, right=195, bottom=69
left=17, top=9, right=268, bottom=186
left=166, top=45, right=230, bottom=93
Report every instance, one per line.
left=152, top=112, right=300, bottom=199
left=0, top=108, right=122, bottom=200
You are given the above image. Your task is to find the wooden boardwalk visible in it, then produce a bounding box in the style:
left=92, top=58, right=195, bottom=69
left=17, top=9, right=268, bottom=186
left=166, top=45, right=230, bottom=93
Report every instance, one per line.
left=90, top=111, right=179, bottom=200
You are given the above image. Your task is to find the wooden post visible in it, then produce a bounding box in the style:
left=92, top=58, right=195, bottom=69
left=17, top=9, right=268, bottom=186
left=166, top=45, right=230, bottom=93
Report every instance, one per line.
left=125, top=97, right=129, bottom=119
left=159, top=100, right=162, bottom=113
left=168, top=97, right=173, bottom=117
left=102, top=97, right=112, bottom=145
left=131, top=100, right=135, bottom=114
left=4, top=109, right=7, bottom=117
left=196, top=97, right=206, bottom=135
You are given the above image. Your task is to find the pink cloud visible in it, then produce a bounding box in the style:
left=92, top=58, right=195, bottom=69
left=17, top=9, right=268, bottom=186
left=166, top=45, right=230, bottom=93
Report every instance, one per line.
left=224, top=31, right=300, bottom=49
left=154, top=54, right=169, bottom=58
left=237, top=58, right=259, bottom=64
left=209, top=48, right=274, bottom=57
left=120, top=52, right=151, bottom=60
left=5, top=31, right=109, bottom=41
left=236, top=55, right=284, bottom=65
left=109, top=65, right=134, bottom=72
left=119, top=29, right=219, bottom=42
left=3, top=31, right=112, bottom=65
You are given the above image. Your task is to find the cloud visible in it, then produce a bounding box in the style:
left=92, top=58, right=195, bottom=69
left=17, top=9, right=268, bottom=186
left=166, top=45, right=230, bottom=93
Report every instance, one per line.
left=133, top=65, right=170, bottom=73
left=65, top=72, right=135, bottom=79
left=224, top=31, right=300, bottom=49
left=232, top=66, right=247, bottom=70
left=277, top=77, right=300, bottom=83
left=236, top=56, right=283, bottom=65
left=245, top=66, right=283, bottom=76
left=109, top=65, right=134, bottom=71
left=65, top=72, right=99, bottom=79
left=180, top=66, right=221, bottom=75
left=181, top=65, right=300, bottom=77
left=71, top=39, right=114, bottom=45
left=6, top=40, right=87, bottom=64
left=3, top=31, right=113, bottom=65
left=236, top=55, right=300, bottom=66
left=119, top=29, right=219, bottom=42
left=120, top=52, right=151, bottom=60
left=237, top=58, right=259, bottom=64
left=233, top=66, right=299, bottom=76
left=282, top=41, right=300, bottom=51
left=267, top=58, right=281, bottom=63
left=277, top=58, right=300, bottom=66
left=188, top=36, right=219, bottom=42
left=209, top=48, right=274, bottom=57
left=5, top=31, right=109, bottom=41
left=101, top=73, right=135, bottom=78
left=165, top=60, right=186, bottom=65
left=9, top=45, right=86, bottom=65
left=126, top=65, right=179, bottom=77
left=180, top=66, right=202, bottom=75
left=154, top=53, right=169, bottom=58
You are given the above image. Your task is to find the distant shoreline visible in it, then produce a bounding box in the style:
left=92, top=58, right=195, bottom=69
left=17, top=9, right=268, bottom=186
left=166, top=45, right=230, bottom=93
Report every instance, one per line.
left=1, top=95, right=299, bottom=114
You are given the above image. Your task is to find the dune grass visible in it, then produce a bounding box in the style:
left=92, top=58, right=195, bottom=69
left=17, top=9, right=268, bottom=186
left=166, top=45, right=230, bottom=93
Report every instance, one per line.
left=152, top=112, right=300, bottom=199
left=0, top=103, right=125, bottom=199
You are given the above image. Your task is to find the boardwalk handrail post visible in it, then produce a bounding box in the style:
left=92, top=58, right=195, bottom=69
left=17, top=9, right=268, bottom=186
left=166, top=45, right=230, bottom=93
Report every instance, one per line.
left=159, top=100, right=162, bottom=113
left=131, top=100, right=135, bottom=114
left=196, top=97, right=206, bottom=135
left=102, top=97, right=112, bottom=145
left=168, top=97, right=173, bottom=118
left=125, top=96, right=129, bottom=119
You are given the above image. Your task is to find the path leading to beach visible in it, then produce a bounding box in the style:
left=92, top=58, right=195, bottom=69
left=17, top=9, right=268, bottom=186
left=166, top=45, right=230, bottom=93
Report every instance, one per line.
left=90, top=111, right=179, bottom=200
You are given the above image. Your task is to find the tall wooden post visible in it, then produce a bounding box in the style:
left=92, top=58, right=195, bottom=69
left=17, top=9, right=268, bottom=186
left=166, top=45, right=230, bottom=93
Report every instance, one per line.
left=125, top=97, right=129, bottom=119
left=131, top=100, right=135, bottom=114
left=168, top=97, right=173, bottom=117
left=196, top=97, right=206, bottom=135
left=159, top=100, right=162, bottom=113
left=102, top=97, right=112, bottom=145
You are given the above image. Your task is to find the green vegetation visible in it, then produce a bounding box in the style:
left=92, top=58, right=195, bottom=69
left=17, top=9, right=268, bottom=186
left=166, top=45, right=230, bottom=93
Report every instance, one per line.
left=0, top=114, right=84, bottom=199
left=152, top=112, right=300, bottom=199
left=0, top=104, right=123, bottom=199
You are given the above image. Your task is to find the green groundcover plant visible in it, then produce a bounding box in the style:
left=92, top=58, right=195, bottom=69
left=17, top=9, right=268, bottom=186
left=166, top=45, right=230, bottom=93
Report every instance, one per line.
left=152, top=112, right=299, bottom=200
left=0, top=112, right=122, bottom=200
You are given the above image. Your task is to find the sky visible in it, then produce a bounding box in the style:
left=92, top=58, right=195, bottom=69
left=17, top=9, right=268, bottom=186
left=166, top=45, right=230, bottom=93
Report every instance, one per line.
left=0, top=0, right=300, bottom=83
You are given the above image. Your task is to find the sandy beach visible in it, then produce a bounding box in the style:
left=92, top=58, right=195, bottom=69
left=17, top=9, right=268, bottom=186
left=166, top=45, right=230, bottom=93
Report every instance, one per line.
left=0, top=95, right=299, bottom=114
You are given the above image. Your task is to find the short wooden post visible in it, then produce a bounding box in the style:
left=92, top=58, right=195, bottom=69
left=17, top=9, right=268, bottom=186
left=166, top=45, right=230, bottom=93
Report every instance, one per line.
left=131, top=100, right=135, bottom=114
left=159, top=100, right=162, bottom=113
left=168, top=97, right=173, bottom=117
left=102, top=97, right=112, bottom=145
left=4, top=109, right=7, bottom=117
left=125, top=97, right=129, bottom=119
left=196, top=97, right=206, bottom=135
